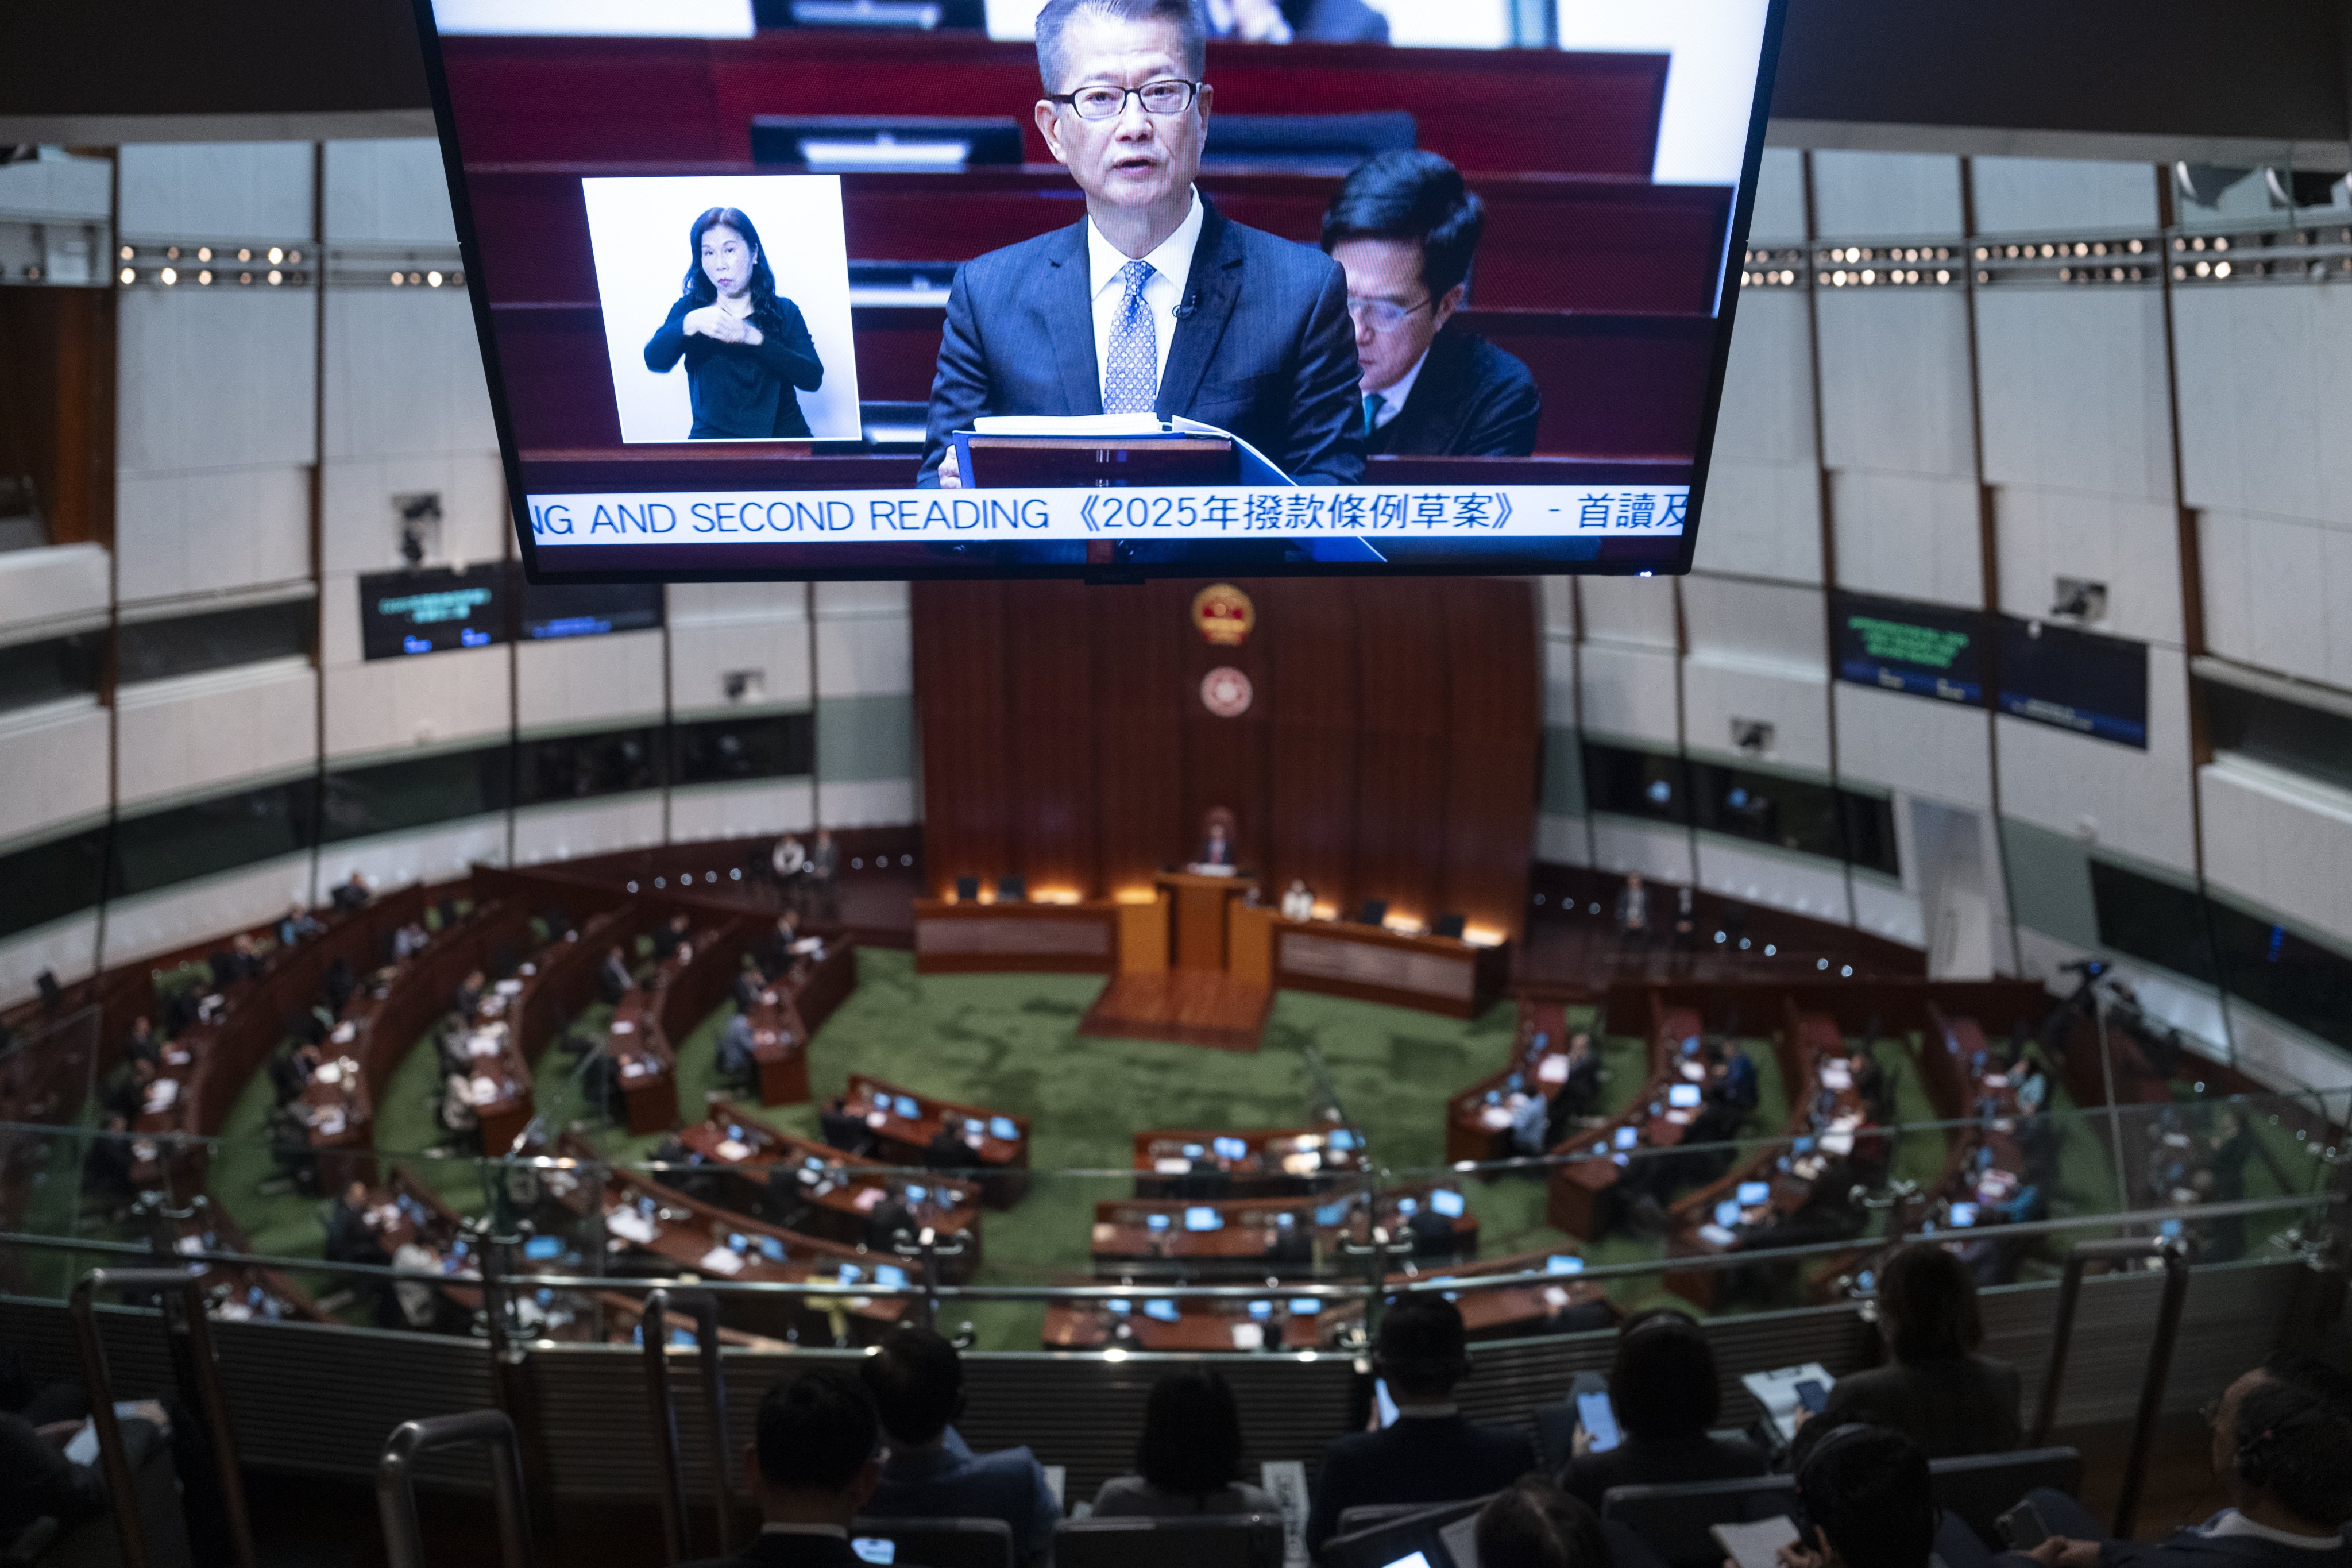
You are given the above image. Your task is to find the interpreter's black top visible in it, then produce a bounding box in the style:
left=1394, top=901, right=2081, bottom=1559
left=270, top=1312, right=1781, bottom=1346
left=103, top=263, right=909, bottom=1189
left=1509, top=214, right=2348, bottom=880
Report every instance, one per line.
left=644, top=293, right=825, bottom=439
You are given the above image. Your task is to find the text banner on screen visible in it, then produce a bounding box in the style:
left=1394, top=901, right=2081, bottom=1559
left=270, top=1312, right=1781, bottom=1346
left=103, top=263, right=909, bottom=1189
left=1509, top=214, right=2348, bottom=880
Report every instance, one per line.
left=525, top=486, right=1691, bottom=544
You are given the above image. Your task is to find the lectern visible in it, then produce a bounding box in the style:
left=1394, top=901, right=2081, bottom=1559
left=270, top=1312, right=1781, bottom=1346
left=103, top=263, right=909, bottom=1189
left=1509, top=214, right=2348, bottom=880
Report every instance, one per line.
left=1154, top=872, right=1257, bottom=970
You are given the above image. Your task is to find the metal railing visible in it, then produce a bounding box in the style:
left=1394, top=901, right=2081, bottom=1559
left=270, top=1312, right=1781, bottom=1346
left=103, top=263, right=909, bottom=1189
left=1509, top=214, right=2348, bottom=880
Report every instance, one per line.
left=377, top=1411, right=535, bottom=1568
left=642, top=1287, right=736, bottom=1564
left=2030, top=1236, right=2192, bottom=1538
left=68, top=1268, right=257, bottom=1568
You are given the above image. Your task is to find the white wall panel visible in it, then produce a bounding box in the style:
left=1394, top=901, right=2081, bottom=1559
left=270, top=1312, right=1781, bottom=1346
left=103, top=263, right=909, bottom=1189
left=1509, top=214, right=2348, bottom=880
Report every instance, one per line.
left=670, top=779, right=817, bottom=843
left=2229, top=1007, right=2352, bottom=1098
left=812, top=778, right=916, bottom=828
left=117, top=291, right=318, bottom=474
left=511, top=797, right=664, bottom=866
left=321, top=290, right=495, bottom=461
left=319, top=586, right=512, bottom=759
left=115, top=661, right=317, bottom=809
left=2173, top=283, right=2352, bottom=528
left=1576, top=642, right=1679, bottom=748
left=1746, top=149, right=1808, bottom=248
left=1681, top=661, right=1832, bottom=772
left=319, top=816, right=507, bottom=893
left=1577, top=576, right=1678, bottom=650
left=100, top=855, right=316, bottom=970
left=812, top=613, right=913, bottom=699
left=1828, top=470, right=1983, bottom=607
left=2199, top=508, right=2352, bottom=688
left=1809, top=153, right=1963, bottom=242
left=671, top=624, right=814, bottom=719
left=1543, top=638, right=1579, bottom=726
left=1968, top=158, right=2160, bottom=237
left=1539, top=577, right=1577, bottom=639
left=1994, top=648, right=2196, bottom=875
left=1681, top=576, right=1824, bottom=667
left=1693, top=836, right=1851, bottom=922
left=1832, top=683, right=1992, bottom=810
left=322, top=140, right=459, bottom=245
left=1850, top=875, right=1924, bottom=947
left=0, top=545, right=110, bottom=640
left=1993, top=486, right=2184, bottom=647
left=319, top=450, right=508, bottom=576
left=114, top=465, right=312, bottom=604
left=0, top=915, right=102, bottom=1007
left=1589, top=817, right=1693, bottom=882
left=1694, top=458, right=1824, bottom=582
left=515, top=629, right=666, bottom=729
left=2197, top=762, right=2352, bottom=953
left=117, top=144, right=314, bottom=242
left=1975, top=288, right=2173, bottom=501
left=1698, top=288, right=1825, bottom=582
left=1535, top=813, right=1589, bottom=867
left=0, top=705, right=109, bottom=845
left=1816, top=291, right=1976, bottom=478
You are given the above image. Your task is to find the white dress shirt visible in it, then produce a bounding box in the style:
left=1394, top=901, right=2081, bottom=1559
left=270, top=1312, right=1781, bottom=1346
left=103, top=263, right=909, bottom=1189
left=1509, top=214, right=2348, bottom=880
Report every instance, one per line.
left=1366, top=343, right=1434, bottom=431
left=1086, top=188, right=1206, bottom=407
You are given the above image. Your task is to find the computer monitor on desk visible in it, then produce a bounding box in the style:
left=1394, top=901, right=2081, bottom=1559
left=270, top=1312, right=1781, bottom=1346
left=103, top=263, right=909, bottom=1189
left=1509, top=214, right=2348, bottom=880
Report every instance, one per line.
left=751, top=115, right=1022, bottom=168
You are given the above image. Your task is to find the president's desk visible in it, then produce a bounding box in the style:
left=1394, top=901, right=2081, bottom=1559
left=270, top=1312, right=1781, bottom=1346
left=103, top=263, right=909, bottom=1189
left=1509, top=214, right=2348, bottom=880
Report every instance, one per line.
left=1232, top=910, right=1509, bottom=1021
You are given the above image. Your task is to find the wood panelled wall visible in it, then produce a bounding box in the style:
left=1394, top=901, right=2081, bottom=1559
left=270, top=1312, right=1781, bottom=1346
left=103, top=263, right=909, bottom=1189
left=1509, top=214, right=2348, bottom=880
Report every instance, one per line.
left=912, top=578, right=1540, bottom=940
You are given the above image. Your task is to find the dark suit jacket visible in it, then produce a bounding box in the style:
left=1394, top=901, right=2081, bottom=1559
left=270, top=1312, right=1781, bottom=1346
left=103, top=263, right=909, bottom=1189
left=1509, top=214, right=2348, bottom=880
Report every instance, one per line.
left=1364, top=329, right=1542, bottom=458
left=678, top=1529, right=883, bottom=1568
left=921, top=199, right=1363, bottom=486
left=1306, top=1412, right=1535, bottom=1554
left=1559, top=1431, right=1768, bottom=1511
left=1809, top=1354, right=2022, bottom=1461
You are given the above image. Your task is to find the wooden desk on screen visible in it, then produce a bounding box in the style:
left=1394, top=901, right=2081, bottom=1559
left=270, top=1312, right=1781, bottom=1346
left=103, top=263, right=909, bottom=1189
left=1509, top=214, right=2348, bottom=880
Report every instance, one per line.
left=1236, top=916, right=1509, bottom=1021
left=1156, top=872, right=1255, bottom=970
left=911, top=898, right=1118, bottom=975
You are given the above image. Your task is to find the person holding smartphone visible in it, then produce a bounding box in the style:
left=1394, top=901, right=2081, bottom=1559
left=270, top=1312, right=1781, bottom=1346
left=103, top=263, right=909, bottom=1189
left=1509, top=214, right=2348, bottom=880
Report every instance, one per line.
left=644, top=207, right=825, bottom=441
left=1559, top=1310, right=1768, bottom=1509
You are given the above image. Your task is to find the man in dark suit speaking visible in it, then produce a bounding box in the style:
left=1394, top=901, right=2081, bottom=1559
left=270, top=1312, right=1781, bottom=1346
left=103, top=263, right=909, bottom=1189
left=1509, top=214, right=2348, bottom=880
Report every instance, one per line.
left=1321, top=150, right=1543, bottom=457
left=920, top=0, right=1364, bottom=488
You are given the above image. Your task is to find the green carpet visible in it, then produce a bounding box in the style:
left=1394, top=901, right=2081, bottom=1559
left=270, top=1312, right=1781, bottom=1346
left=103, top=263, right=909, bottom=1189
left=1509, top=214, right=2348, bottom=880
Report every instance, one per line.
left=161, top=948, right=2324, bottom=1350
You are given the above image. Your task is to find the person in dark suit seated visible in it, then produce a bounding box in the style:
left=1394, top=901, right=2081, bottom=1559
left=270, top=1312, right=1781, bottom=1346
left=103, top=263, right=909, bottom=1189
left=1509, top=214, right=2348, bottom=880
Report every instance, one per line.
left=323, top=1180, right=381, bottom=1266
left=122, top=1016, right=161, bottom=1071
left=1404, top=1199, right=1463, bottom=1261
left=329, top=871, right=372, bottom=911
left=926, top=1124, right=983, bottom=1173
left=1201, top=0, right=1386, bottom=43
left=718, top=1012, right=760, bottom=1091
left=819, top=1097, right=876, bottom=1158
left=859, top=1327, right=1064, bottom=1565
left=1796, top=1242, right=2019, bottom=1464
left=1473, top=1477, right=1612, bottom=1568
left=1320, top=150, right=1540, bottom=458
left=83, top=1112, right=136, bottom=1203
left=452, top=970, right=486, bottom=1021
left=321, top=956, right=356, bottom=1017
left=1090, top=1367, right=1280, bottom=1517
left=268, top=1042, right=320, bottom=1106
left=735, top=963, right=770, bottom=1016
left=679, top=1369, right=891, bottom=1568
left=863, top=1192, right=915, bottom=1253
left=598, top=945, right=635, bottom=1004
left=1196, top=820, right=1235, bottom=868
left=2002, top=1364, right=2352, bottom=1568
left=921, top=0, right=1362, bottom=492
left=1715, top=1040, right=1760, bottom=1114
left=1558, top=1309, right=1766, bottom=1509
left=762, top=914, right=801, bottom=976
left=659, top=914, right=695, bottom=963
left=1304, top=1295, right=1535, bottom=1556
left=643, top=206, right=825, bottom=441
left=1782, top=1425, right=1938, bottom=1568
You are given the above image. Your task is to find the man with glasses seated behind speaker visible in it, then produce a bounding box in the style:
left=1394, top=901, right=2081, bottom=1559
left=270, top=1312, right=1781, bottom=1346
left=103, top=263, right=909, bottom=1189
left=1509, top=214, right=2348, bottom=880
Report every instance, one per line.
left=1320, top=150, right=1543, bottom=458
left=920, top=0, right=1363, bottom=491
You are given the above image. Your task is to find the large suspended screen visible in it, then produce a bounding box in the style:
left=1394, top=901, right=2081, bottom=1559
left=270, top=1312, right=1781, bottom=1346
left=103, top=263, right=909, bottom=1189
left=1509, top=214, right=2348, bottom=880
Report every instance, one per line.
left=416, top=0, right=1782, bottom=580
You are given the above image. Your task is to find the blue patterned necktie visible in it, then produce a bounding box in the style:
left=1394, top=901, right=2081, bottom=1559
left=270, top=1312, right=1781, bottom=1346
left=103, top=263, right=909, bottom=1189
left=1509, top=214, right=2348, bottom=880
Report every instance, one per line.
left=1102, top=259, right=1158, bottom=414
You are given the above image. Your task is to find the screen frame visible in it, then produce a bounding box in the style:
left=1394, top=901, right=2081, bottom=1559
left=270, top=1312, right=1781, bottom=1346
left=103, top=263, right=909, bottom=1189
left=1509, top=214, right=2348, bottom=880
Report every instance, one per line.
left=408, top=0, right=1789, bottom=585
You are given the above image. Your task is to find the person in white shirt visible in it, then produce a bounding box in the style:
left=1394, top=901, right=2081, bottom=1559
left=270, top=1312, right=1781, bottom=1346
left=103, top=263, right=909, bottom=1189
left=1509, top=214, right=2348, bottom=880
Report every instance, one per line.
left=1280, top=879, right=1315, bottom=921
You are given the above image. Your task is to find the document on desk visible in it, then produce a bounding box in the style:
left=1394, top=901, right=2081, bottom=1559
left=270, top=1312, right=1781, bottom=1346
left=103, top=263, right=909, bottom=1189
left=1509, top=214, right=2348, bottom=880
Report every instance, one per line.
left=1743, top=1362, right=1835, bottom=1444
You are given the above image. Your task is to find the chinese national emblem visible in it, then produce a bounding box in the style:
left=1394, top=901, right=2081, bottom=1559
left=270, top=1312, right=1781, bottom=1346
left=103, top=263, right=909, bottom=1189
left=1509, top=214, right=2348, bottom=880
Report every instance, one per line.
left=1200, top=666, right=1253, bottom=718
left=1191, top=583, right=1255, bottom=646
